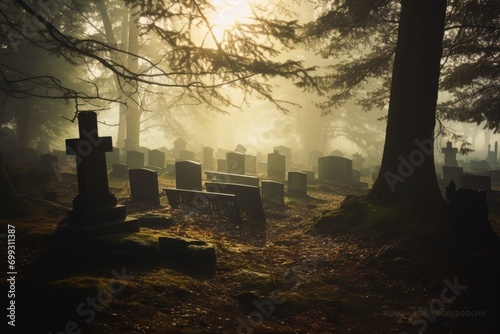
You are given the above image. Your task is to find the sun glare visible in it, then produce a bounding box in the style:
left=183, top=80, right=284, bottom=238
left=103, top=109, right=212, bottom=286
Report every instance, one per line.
left=209, top=0, right=252, bottom=42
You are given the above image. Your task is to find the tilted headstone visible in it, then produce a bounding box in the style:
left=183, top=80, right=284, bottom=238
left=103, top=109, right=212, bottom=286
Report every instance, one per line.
left=318, top=156, right=353, bottom=185
left=129, top=168, right=160, bottom=206
left=62, top=111, right=137, bottom=234
left=217, top=159, right=227, bottom=172
left=203, top=147, right=214, bottom=170
left=267, top=150, right=286, bottom=181
left=175, top=160, right=202, bottom=190
left=227, top=152, right=245, bottom=174
left=261, top=180, right=284, bottom=205
left=442, top=141, right=458, bottom=167
left=126, top=150, right=145, bottom=169
left=244, top=155, right=257, bottom=174
left=148, top=149, right=166, bottom=168
left=287, top=171, right=307, bottom=197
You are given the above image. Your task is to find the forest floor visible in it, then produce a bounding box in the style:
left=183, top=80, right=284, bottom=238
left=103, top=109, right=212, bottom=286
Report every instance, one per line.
left=2, top=165, right=500, bottom=334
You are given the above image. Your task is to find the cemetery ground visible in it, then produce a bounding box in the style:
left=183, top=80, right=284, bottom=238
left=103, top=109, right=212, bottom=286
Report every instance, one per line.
left=2, top=167, right=500, bottom=334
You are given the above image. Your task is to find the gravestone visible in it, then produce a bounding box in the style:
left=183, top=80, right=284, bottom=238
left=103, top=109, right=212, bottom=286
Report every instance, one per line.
left=205, top=171, right=259, bottom=187
left=470, top=160, right=490, bottom=174
left=261, top=180, right=284, bottom=205
left=309, top=150, right=323, bottom=168
left=227, top=152, right=245, bottom=174
left=110, top=163, right=128, bottom=178
left=274, top=145, right=292, bottom=166
left=217, top=159, right=227, bottom=172
left=287, top=171, right=307, bottom=197
left=303, top=170, right=315, bottom=184
left=244, top=155, right=257, bottom=174
left=129, top=168, right=160, bottom=206
left=482, top=170, right=500, bottom=183
left=442, top=166, right=464, bottom=188
left=179, top=150, right=195, bottom=161
left=318, top=156, right=353, bottom=185
left=267, top=150, right=286, bottom=181
left=60, top=111, right=138, bottom=234
left=235, top=144, right=247, bottom=154
left=148, top=149, right=165, bottom=168
left=106, top=147, right=120, bottom=168
left=126, top=150, right=145, bottom=169
left=442, top=142, right=458, bottom=167
left=331, top=149, right=344, bottom=157
left=137, top=146, right=150, bottom=163
left=352, top=169, right=361, bottom=182
left=460, top=174, right=491, bottom=191
left=175, top=160, right=202, bottom=190
left=203, top=147, right=214, bottom=170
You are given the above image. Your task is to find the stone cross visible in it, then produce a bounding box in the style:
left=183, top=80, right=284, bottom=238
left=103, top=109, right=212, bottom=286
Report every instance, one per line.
left=442, top=141, right=458, bottom=167
left=66, top=111, right=117, bottom=211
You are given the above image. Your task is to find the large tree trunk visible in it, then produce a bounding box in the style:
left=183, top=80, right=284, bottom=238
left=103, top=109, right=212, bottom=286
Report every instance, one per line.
left=367, top=0, right=447, bottom=209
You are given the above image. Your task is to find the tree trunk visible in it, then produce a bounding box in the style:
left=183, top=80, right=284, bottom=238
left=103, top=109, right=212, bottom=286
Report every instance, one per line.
left=0, top=151, right=24, bottom=218
left=367, top=0, right=447, bottom=209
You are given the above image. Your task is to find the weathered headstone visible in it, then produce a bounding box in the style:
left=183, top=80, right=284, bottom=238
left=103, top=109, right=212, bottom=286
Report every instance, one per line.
left=318, top=156, right=353, bottom=185
left=129, top=168, right=160, bottom=206
left=244, top=155, right=257, bottom=174
left=287, top=171, right=307, bottom=197
left=126, top=150, right=145, bottom=169
left=267, top=150, right=286, bottom=181
left=203, top=147, right=214, bottom=170
left=261, top=180, right=284, bottom=205
left=148, top=149, right=165, bottom=168
left=217, top=159, right=227, bottom=172
left=61, top=111, right=137, bottom=234
left=227, top=152, right=245, bottom=174
left=175, top=160, right=202, bottom=190
left=442, top=142, right=458, bottom=167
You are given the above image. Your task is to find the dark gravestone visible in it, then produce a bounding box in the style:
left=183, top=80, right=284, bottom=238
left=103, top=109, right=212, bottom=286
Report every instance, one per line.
left=179, top=150, right=195, bottom=161
left=175, top=160, right=202, bottom=190
left=227, top=152, right=245, bottom=174
left=268, top=150, right=285, bottom=181
left=106, top=147, right=120, bottom=168
left=352, top=169, right=361, bottom=182
left=61, top=111, right=137, bottom=234
left=287, top=171, right=307, bottom=197
left=164, top=188, right=242, bottom=222
left=274, top=145, right=292, bottom=166
left=442, top=141, right=458, bottom=167
left=261, top=180, right=285, bottom=205
left=217, top=159, right=227, bottom=172
left=318, top=156, right=353, bottom=185
left=442, top=166, right=464, bottom=188
left=203, top=147, right=214, bottom=170
left=245, top=155, right=257, bottom=174
left=148, top=149, right=165, bottom=168
left=126, top=150, right=145, bottom=169
left=111, top=163, right=128, bottom=178
left=205, top=182, right=266, bottom=222
left=129, top=168, right=160, bottom=206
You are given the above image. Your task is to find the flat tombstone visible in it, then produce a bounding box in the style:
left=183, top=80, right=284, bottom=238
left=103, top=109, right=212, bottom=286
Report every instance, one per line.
left=217, top=159, right=227, bottom=172
left=129, top=168, right=160, bottom=205
left=203, top=147, right=214, bottom=170
left=175, top=160, right=202, bottom=190
left=227, top=152, right=245, bottom=174
left=442, top=166, right=464, bottom=188
left=149, top=149, right=165, bottom=168
left=261, top=180, right=284, bottom=205
left=267, top=150, right=285, bottom=181
left=288, top=171, right=307, bottom=197
left=318, top=156, right=353, bottom=185
left=126, top=150, right=145, bottom=169
left=245, top=155, right=257, bottom=174
left=459, top=174, right=491, bottom=191
left=179, top=150, right=195, bottom=161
